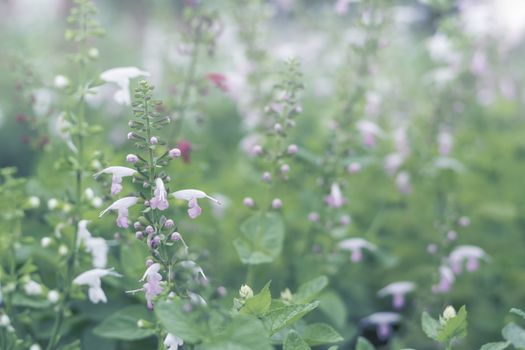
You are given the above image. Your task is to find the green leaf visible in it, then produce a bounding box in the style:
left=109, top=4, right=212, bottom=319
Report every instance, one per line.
left=155, top=300, right=203, bottom=343
left=356, top=336, right=376, bottom=350
left=284, top=330, right=311, bottom=350
left=240, top=281, right=272, bottom=316
left=234, top=212, right=284, bottom=265
left=294, top=276, right=328, bottom=304
left=421, top=311, right=440, bottom=340
left=511, top=308, right=525, bottom=320
left=201, top=315, right=273, bottom=350
left=502, top=323, right=525, bottom=349
left=319, top=291, right=347, bottom=328
left=121, top=240, right=149, bottom=278
left=436, top=306, right=468, bottom=343
left=301, top=323, right=343, bottom=346
left=263, top=301, right=319, bottom=334
left=92, top=305, right=155, bottom=341
left=59, top=339, right=81, bottom=350
left=479, top=341, right=511, bottom=350
left=11, top=294, right=51, bottom=309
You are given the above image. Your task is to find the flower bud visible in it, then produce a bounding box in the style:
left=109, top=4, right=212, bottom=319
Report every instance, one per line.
left=47, top=290, right=60, bottom=303
left=262, top=172, right=271, bottom=182
left=134, top=221, right=142, bottom=230
left=171, top=232, right=181, bottom=241
left=169, top=148, right=181, bottom=158
left=287, top=144, right=298, bottom=155
left=145, top=225, right=154, bottom=234
left=150, top=136, right=158, bottom=145
left=272, top=198, right=282, bottom=209
left=135, top=231, right=144, bottom=240
left=84, top=188, right=94, bottom=200
left=340, top=214, right=351, bottom=226
left=443, top=306, right=457, bottom=320
left=459, top=216, right=470, bottom=227
left=48, top=198, right=58, bottom=210
left=54, top=75, right=69, bottom=89
left=280, top=164, right=290, bottom=174
left=0, top=314, right=10, bottom=327
left=28, top=196, right=40, bottom=208
left=165, top=219, right=175, bottom=229
left=41, top=237, right=52, bottom=248
left=308, top=212, right=320, bottom=222
left=126, top=154, right=139, bottom=163
left=252, top=144, right=263, bottom=155
left=447, top=230, right=457, bottom=241
left=243, top=197, right=255, bottom=208
left=347, top=162, right=361, bottom=174
left=127, top=132, right=134, bottom=140
left=88, top=47, right=99, bottom=59
left=274, top=123, right=283, bottom=132
left=239, top=284, right=254, bottom=299
left=58, top=245, right=68, bottom=256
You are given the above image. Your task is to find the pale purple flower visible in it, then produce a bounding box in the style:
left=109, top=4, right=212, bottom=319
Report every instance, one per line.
left=169, top=148, right=182, bottom=158
left=347, top=162, right=361, bottom=174
left=438, top=131, right=454, bottom=156
left=73, top=268, right=121, bottom=304
left=338, top=238, right=377, bottom=262
left=150, top=178, right=169, bottom=211
left=172, top=189, right=221, bottom=219
left=243, top=197, right=255, bottom=208
left=126, top=154, right=139, bottom=163
left=356, top=120, right=383, bottom=147
left=140, top=263, right=163, bottom=309
left=325, top=183, right=346, bottom=208
left=447, top=230, right=458, bottom=241
left=340, top=214, right=351, bottom=226
left=165, top=219, right=175, bottom=229
left=361, top=312, right=401, bottom=341
left=272, top=198, right=282, bottom=209
left=100, top=67, right=150, bottom=105
left=432, top=266, right=455, bottom=294
left=287, top=144, right=298, bottom=155
left=308, top=212, right=320, bottom=222
left=458, top=216, right=470, bottom=227
left=384, top=153, right=405, bottom=176
left=449, top=245, right=488, bottom=274
left=280, top=164, right=290, bottom=174
left=99, top=196, right=139, bottom=228
left=427, top=243, right=438, bottom=254
left=378, top=281, right=416, bottom=309
left=252, top=144, right=263, bottom=155
left=164, top=333, right=184, bottom=350
left=94, top=166, right=137, bottom=196
left=150, top=136, right=158, bottom=145
left=395, top=171, right=412, bottom=195
left=262, top=172, right=272, bottom=182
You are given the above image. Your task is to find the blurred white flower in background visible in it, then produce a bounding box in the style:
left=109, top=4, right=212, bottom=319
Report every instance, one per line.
left=100, top=67, right=150, bottom=105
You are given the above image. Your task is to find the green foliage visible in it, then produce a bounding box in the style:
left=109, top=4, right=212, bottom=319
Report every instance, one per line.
left=240, top=281, right=272, bottom=316
left=93, top=305, right=155, bottom=340
left=356, top=336, right=376, bottom=350
left=301, top=323, right=343, bottom=346
left=263, top=302, right=319, bottom=335
left=502, top=323, right=525, bottom=349
left=234, top=212, right=284, bottom=265
left=422, top=306, right=468, bottom=346
left=283, top=330, right=311, bottom=350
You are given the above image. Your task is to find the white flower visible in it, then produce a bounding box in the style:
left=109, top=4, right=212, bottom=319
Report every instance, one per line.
left=48, top=198, right=58, bottom=210
left=324, top=183, right=346, bottom=208
left=164, top=333, right=184, bottom=350
left=171, top=189, right=221, bottom=219
left=58, top=245, right=68, bottom=256
left=338, top=238, right=377, bottom=262
left=99, top=196, right=139, bottom=228
left=24, top=280, right=43, bottom=296
left=100, top=67, right=150, bottom=105
left=54, top=75, right=69, bottom=88
left=77, top=220, right=109, bottom=268
left=28, top=196, right=40, bottom=208
left=0, top=314, right=10, bottom=327
left=85, top=187, right=95, bottom=200
left=47, top=290, right=60, bottom=304
left=94, top=166, right=137, bottom=196
left=92, top=197, right=103, bottom=208
left=29, top=344, right=41, bottom=350
left=73, top=268, right=121, bottom=304
left=41, top=237, right=52, bottom=248
left=77, top=220, right=92, bottom=247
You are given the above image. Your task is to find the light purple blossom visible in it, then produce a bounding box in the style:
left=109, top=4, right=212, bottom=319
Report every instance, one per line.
left=325, top=183, right=346, bottom=208
left=140, top=263, right=163, bottom=309
left=449, top=245, right=488, bottom=274
left=338, top=238, right=377, bottom=262
left=361, top=312, right=401, bottom=341
left=432, top=265, right=455, bottom=294
left=94, top=166, right=137, bottom=196
left=171, top=189, right=221, bottom=219
left=356, top=120, right=383, bottom=147
left=377, top=281, right=416, bottom=309
left=150, top=178, right=169, bottom=211
left=99, top=196, right=139, bottom=228
left=438, top=131, right=454, bottom=156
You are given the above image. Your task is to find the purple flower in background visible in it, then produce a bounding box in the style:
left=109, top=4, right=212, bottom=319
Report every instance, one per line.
left=377, top=281, right=416, bottom=309
left=361, top=312, right=401, bottom=341
left=432, top=266, right=455, bottom=294
left=356, top=120, right=383, bottom=147
left=338, top=238, right=377, bottom=262
left=449, top=245, right=489, bottom=274
left=325, top=183, right=346, bottom=208
left=140, top=263, right=163, bottom=309
left=438, top=131, right=454, bottom=156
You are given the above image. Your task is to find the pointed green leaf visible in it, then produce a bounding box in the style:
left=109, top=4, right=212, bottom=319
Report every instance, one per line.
left=284, top=330, right=311, bottom=350
left=263, top=301, right=319, bottom=334
left=421, top=311, right=440, bottom=340
left=93, top=305, right=155, bottom=340
left=155, top=300, right=203, bottom=343
left=479, top=341, right=511, bottom=350
left=294, top=276, right=328, bottom=304
left=240, top=281, right=272, bottom=316
left=356, top=336, right=376, bottom=350
left=301, top=323, right=343, bottom=346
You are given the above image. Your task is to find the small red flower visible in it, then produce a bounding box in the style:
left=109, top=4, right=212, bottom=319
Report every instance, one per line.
left=177, top=140, right=192, bottom=163
left=206, top=73, right=228, bottom=92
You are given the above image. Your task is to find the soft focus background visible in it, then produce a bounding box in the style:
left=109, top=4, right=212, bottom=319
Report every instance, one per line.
left=1, top=0, right=525, bottom=349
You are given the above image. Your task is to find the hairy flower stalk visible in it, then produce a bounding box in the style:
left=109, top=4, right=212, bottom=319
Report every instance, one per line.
left=46, top=1, right=104, bottom=349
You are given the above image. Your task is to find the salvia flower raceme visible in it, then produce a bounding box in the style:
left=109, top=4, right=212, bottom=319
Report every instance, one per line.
left=73, top=268, right=121, bottom=304
left=94, top=166, right=137, bottom=196
left=377, top=281, right=416, bottom=309
left=325, top=183, right=346, bottom=208
left=448, top=245, right=489, bottom=274
left=100, top=67, right=150, bottom=105
left=361, top=312, right=401, bottom=341
left=150, top=178, right=169, bottom=211
left=99, top=196, right=139, bottom=228
left=171, top=189, right=221, bottom=219
left=338, top=238, right=377, bottom=262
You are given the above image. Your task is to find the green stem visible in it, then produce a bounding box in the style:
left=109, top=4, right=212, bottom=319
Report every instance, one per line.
left=170, top=20, right=203, bottom=142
